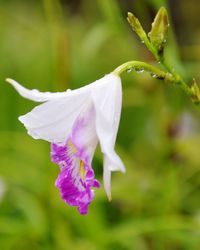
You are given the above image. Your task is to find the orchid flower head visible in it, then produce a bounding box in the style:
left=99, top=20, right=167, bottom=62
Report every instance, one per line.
left=6, top=73, right=125, bottom=215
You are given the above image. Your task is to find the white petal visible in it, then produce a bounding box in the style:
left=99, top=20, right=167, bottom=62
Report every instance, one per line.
left=92, top=73, right=125, bottom=172
left=16, top=75, right=112, bottom=143
left=19, top=94, right=91, bottom=143
left=6, top=77, right=117, bottom=103
left=103, top=161, right=112, bottom=200
left=6, top=75, right=115, bottom=103
left=71, top=102, right=98, bottom=161
left=6, top=78, right=73, bottom=102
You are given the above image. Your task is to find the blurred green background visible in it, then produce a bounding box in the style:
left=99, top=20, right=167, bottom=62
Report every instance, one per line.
left=1, top=0, right=200, bottom=249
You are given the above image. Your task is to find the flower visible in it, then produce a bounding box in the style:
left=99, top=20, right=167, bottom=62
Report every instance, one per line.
left=6, top=73, right=125, bottom=214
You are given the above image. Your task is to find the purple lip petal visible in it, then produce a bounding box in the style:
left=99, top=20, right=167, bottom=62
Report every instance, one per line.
left=93, top=180, right=101, bottom=188
left=51, top=138, right=100, bottom=215
left=78, top=203, right=89, bottom=215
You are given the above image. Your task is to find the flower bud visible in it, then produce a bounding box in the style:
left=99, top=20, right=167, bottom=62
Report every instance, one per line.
left=127, top=12, right=148, bottom=43
left=148, top=7, right=169, bottom=55
left=190, top=79, right=200, bottom=104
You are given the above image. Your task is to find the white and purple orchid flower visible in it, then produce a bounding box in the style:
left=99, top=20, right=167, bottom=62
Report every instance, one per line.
left=6, top=73, right=125, bottom=215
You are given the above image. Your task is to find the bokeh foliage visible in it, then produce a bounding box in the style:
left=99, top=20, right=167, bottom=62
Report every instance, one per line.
left=0, top=0, right=200, bottom=249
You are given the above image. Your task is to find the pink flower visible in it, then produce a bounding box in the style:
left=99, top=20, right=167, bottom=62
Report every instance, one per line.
left=6, top=74, right=125, bottom=214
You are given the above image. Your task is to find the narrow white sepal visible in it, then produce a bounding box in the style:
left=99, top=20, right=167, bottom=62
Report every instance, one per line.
left=103, top=161, right=112, bottom=201
left=6, top=78, right=71, bottom=102
left=92, top=73, right=125, bottom=173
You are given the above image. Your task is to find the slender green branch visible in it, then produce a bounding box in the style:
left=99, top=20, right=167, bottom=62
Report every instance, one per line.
left=113, top=60, right=174, bottom=82
left=113, top=60, right=194, bottom=100
left=152, top=50, right=193, bottom=98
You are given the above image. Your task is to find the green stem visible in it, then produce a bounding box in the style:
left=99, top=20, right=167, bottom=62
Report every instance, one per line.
left=113, top=60, right=194, bottom=100
left=157, top=55, right=192, bottom=97
left=138, top=31, right=192, bottom=96
left=113, top=61, right=174, bottom=82
left=140, top=34, right=192, bottom=96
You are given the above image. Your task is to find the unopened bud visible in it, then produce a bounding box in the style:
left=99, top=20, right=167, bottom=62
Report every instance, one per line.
left=148, top=7, right=169, bottom=54
left=127, top=12, right=148, bottom=43
left=190, top=79, right=200, bottom=104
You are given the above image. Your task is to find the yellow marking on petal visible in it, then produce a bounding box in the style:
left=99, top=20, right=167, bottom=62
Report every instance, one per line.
left=67, top=140, right=78, bottom=154
left=79, top=160, right=86, bottom=180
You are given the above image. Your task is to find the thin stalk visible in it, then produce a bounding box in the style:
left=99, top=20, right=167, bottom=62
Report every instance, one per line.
left=138, top=33, right=193, bottom=97
left=114, top=61, right=174, bottom=82
left=156, top=54, right=192, bottom=97
left=113, top=60, right=194, bottom=99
